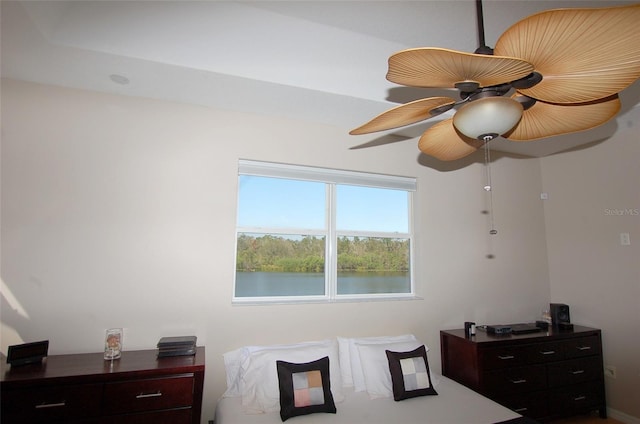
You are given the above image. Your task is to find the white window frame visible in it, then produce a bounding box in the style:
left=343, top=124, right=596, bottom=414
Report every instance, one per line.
left=233, top=159, right=417, bottom=304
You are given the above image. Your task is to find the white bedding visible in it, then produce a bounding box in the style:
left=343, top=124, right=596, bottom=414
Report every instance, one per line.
left=214, top=373, right=521, bottom=424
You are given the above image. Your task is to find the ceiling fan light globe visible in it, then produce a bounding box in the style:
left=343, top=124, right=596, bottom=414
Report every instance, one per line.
left=453, top=97, right=523, bottom=140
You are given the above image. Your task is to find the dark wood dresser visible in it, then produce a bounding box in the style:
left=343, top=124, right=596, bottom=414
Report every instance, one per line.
left=441, top=325, right=605, bottom=422
left=1, top=346, right=205, bottom=424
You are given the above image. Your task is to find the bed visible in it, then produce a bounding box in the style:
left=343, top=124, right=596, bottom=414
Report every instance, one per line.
left=214, top=335, right=538, bottom=424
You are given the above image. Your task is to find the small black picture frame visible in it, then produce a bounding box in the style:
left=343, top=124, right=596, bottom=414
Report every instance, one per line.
left=7, top=340, right=49, bottom=366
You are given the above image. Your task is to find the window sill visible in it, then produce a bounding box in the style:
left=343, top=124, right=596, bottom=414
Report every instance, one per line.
left=232, top=295, right=423, bottom=306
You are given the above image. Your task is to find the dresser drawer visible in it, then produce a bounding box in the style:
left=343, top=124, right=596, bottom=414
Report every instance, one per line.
left=480, top=345, right=530, bottom=369
left=1, top=383, right=103, bottom=423
left=526, top=341, right=565, bottom=364
left=103, top=408, right=192, bottom=424
left=484, top=364, right=547, bottom=394
left=547, top=357, right=603, bottom=387
left=563, top=336, right=600, bottom=358
left=494, top=392, right=548, bottom=420
left=549, top=381, right=604, bottom=415
left=103, top=375, right=194, bottom=414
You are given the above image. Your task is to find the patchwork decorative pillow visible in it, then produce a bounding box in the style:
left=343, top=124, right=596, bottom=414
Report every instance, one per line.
left=276, top=357, right=336, bottom=422
left=386, top=345, right=438, bottom=401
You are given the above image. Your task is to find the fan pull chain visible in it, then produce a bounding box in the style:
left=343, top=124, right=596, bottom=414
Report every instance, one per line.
left=483, top=136, right=497, bottom=235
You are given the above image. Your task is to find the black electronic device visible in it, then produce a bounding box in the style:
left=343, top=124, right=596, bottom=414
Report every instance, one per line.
left=510, top=323, right=542, bottom=335
left=157, top=336, right=197, bottom=358
left=7, top=340, right=49, bottom=367
left=486, top=325, right=512, bottom=335
left=550, top=303, right=571, bottom=326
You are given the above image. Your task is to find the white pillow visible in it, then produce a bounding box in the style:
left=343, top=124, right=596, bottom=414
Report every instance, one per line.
left=357, top=340, right=426, bottom=398
left=239, top=339, right=344, bottom=413
left=341, top=334, right=417, bottom=391
left=337, top=337, right=355, bottom=387
left=222, top=339, right=330, bottom=397
left=222, top=347, right=244, bottom=397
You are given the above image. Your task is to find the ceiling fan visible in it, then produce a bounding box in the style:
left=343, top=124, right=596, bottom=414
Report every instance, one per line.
left=350, top=1, right=640, bottom=161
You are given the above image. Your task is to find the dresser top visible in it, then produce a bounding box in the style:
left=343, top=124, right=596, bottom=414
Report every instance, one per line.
left=441, top=325, right=600, bottom=345
left=1, top=346, right=205, bottom=385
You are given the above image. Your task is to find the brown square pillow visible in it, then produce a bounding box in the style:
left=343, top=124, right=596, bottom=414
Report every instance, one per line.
left=386, top=345, right=438, bottom=401
left=276, top=356, right=336, bottom=421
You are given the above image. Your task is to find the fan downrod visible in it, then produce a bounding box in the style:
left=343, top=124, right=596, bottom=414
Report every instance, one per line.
left=474, top=0, right=493, bottom=56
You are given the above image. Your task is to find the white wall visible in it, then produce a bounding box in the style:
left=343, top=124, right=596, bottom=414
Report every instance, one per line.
left=540, top=105, right=640, bottom=420
left=1, top=79, right=551, bottom=422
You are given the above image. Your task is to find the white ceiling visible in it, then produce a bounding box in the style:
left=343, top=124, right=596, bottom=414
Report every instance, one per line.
left=2, top=0, right=639, bottom=159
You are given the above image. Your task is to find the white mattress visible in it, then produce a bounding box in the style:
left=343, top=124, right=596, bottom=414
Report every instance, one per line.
left=214, top=374, right=521, bottom=424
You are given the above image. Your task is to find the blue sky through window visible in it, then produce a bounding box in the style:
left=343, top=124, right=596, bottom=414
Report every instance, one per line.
left=238, top=175, right=408, bottom=233
left=336, top=185, right=408, bottom=233
left=238, top=176, right=325, bottom=229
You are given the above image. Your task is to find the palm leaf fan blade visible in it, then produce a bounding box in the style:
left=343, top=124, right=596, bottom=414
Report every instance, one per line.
left=418, top=119, right=483, bottom=161
left=349, top=97, right=455, bottom=135
left=505, top=95, right=621, bottom=141
left=387, top=47, right=533, bottom=88
left=495, top=4, right=640, bottom=104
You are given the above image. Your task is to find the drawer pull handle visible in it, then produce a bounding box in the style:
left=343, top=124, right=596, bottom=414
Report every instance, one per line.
left=35, top=402, right=66, bottom=409
left=509, top=378, right=527, bottom=384
left=540, top=350, right=556, bottom=355
left=571, top=370, right=585, bottom=375
left=576, top=346, right=591, bottom=351
left=498, top=355, right=515, bottom=360
left=136, top=392, right=163, bottom=399
left=574, top=396, right=587, bottom=401
left=514, top=408, right=528, bottom=413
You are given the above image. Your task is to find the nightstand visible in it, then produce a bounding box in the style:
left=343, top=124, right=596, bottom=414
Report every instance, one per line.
left=1, top=346, right=205, bottom=424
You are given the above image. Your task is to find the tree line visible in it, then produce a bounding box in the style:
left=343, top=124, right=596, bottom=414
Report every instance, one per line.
left=236, top=234, right=409, bottom=273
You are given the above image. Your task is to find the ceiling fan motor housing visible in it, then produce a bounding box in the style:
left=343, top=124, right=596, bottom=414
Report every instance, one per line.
left=461, top=84, right=512, bottom=101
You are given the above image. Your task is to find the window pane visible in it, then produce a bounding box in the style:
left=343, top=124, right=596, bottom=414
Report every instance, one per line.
left=337, top=236, right=410, bottom=294
left=336, top=185, right=408, bottom=233
left=238, top=176, right=325, bottom=229
left=235, top=233, right=325, bottom=297
left=235, top=161, right=415, bottom=302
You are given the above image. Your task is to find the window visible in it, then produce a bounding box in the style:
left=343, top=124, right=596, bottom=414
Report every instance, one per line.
left=234, top=160, right=416, bottom=303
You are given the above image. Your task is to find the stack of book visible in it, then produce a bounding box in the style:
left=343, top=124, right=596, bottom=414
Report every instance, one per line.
left=157, top=336, right=197, bottom=358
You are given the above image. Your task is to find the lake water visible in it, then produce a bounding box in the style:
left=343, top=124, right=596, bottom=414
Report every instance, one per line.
left=235, top=271, right=410, bottom=297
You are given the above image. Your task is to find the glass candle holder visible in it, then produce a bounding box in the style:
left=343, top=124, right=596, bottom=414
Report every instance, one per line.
left=104, top=328, right=123, bottom=360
